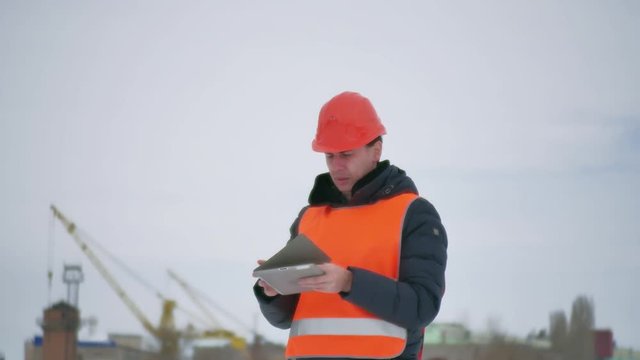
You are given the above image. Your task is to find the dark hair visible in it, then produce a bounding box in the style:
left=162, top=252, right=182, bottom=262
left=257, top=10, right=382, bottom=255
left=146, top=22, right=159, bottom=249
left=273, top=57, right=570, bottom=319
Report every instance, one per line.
left=366, top=136, right=383, bottom=147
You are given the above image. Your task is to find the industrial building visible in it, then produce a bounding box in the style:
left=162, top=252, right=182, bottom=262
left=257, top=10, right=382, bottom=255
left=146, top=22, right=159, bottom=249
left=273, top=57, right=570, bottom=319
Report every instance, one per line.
left=25, top=301, right=284, bottom=360
left=24, top=302, right=156, bottom=360
left=24, top=206, right=285, bottom=360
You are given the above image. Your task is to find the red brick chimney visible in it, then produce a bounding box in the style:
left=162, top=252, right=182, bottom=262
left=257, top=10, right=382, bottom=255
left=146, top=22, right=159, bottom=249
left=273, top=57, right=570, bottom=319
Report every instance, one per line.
left=41, top=302, right=80, bottom=360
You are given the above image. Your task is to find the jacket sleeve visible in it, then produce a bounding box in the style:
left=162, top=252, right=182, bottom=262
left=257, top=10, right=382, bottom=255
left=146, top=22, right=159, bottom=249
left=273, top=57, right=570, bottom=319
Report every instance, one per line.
left=253, top=207, right=308, bottom=329
left=253, top=284, right=299, bottom=329
left=341, top=197, right=448, bottom=329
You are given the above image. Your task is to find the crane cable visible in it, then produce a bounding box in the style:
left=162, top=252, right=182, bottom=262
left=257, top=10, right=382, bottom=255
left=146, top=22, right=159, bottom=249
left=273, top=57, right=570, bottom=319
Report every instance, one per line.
left=49, top=205, right=221, bottom=332
left=182, top=278, right=253, bottom=334
left=47, top=209, right=56, bottom=305
left=80, top=229, right=163, bottom=300
left=76, top=229, right=212, bottom=329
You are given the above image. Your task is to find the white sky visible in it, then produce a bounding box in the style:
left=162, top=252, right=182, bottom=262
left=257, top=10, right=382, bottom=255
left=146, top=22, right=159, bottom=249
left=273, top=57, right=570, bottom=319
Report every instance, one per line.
left=1, top=1, right=638, bottom=359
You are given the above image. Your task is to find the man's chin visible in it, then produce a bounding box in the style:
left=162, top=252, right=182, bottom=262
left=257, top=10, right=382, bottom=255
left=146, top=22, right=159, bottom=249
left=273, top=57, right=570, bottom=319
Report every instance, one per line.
left=333, top=181, right=349, bottom=190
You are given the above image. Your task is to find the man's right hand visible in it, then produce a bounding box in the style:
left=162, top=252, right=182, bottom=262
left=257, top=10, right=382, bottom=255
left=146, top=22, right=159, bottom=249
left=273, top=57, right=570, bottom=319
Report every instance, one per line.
left=256, top=260, right=279, bottom=297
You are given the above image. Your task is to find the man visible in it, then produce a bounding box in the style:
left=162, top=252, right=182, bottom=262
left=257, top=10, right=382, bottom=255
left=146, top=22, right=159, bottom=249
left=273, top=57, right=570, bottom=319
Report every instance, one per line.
left=254, top=91, right=447, bottom=360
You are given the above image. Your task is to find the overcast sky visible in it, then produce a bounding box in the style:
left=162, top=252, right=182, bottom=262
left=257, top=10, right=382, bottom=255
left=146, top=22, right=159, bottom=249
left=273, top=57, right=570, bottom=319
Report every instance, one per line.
left=1, top=1, right=638, bottom=359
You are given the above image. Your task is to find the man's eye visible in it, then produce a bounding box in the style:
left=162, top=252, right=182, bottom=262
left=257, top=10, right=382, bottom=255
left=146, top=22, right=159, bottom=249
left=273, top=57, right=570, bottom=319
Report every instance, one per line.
left=341, top=153, right=352, bottom=158
left=326, top=154, right=334, bottom=159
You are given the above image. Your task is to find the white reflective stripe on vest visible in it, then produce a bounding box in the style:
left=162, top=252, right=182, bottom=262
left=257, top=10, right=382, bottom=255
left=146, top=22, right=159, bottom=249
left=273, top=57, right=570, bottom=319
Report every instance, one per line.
left=290, top=318, right=407, bottom=339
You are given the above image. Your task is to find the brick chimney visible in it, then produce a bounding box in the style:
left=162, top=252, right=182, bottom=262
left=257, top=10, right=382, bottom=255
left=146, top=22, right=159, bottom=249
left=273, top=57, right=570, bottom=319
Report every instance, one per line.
left=41, top=302, right=80, bottom=360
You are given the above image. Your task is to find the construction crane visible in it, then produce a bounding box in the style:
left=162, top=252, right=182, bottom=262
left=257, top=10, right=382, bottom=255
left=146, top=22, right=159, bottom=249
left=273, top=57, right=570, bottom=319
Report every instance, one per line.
left=167, top=269, right=248, bottom=350
left=51, top=205, right=180, bottom=360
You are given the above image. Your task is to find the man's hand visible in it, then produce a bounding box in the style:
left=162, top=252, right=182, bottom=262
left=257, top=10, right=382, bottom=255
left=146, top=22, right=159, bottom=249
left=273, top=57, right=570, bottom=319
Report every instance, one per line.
left=256, top=260, right=279, bottom=297
left=298, top=263, right=353, bottom=293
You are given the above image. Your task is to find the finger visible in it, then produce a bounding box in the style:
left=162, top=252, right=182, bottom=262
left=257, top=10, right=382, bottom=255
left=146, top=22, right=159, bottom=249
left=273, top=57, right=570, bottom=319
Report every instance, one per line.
left=259, top=280, right=276, bottom=291
left=298, top=273, right=329, bottom=286
left=316, top=263, right=333, bottom=271
left=257, top=259, right=266, bottom=265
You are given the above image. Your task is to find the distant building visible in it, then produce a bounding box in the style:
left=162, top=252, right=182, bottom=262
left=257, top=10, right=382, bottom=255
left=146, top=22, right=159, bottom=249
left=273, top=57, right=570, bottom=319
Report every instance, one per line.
left=424, top=323, right=471, bottom=345
left=25, top=301, right=156, bottom=360
left=422, top=323, right=561, bottom=360
left=612, top=347, right=640, bottom=360
left=25, top=335, right=156, bottom=360
left=190, top=338, right=285, bottom=360
left=108, top=334, right=146, bottom=350
left=594, top=329, right=614, bottom=359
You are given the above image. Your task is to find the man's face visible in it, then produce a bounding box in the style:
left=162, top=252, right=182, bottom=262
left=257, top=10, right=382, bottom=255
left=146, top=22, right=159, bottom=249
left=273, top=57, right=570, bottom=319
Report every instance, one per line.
left=325, top=142, right=382, bottom=198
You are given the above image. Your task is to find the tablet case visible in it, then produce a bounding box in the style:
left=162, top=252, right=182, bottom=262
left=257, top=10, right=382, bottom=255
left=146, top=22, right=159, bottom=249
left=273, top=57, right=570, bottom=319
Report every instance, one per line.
left=253, top=233, right=331, bottom=295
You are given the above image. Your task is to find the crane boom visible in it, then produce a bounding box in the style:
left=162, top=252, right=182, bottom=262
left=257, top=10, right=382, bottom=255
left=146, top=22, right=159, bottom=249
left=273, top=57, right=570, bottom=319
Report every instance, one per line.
left=167, top=269, right=220, bottom=328
left=50, top=205, right=158, bottom=337
left=167, top=269, right=249, bottom=351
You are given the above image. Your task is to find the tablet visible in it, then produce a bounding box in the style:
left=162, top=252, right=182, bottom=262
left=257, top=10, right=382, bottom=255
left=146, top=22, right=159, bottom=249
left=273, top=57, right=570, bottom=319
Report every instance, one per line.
left=253, top=263, right=324, bottom=295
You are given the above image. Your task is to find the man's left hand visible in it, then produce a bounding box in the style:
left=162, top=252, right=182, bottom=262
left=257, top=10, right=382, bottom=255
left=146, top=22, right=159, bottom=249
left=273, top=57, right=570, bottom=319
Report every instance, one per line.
left=298, top=263, right=353, bottom=293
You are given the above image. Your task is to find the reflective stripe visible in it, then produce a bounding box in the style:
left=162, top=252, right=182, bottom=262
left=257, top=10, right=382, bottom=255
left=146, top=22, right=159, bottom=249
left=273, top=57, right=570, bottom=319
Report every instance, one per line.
left=290, top=318, right=406, bottom=339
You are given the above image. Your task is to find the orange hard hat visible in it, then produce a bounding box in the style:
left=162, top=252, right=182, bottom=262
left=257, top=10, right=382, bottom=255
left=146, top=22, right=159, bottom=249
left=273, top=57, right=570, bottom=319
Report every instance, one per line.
left=312, top=91, right=387, bottom=153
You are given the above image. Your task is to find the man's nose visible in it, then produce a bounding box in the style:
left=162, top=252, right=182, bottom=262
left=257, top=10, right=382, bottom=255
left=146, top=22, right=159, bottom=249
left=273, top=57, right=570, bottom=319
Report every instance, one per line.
left=329, top=157, right=346, bottom=170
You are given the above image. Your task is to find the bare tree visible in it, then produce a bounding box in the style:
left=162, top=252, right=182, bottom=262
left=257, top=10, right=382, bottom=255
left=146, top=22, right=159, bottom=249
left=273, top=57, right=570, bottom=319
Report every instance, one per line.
left=568, top=295, right=595, bottom=360
left=549, top=310, right=568, bottom=353
left=485, top=315, right=506, bottom=343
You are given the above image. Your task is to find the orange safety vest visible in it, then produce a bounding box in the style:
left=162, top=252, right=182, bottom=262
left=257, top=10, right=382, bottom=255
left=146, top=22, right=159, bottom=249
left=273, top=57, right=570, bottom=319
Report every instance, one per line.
left=286, top=192, right=418, bottom=359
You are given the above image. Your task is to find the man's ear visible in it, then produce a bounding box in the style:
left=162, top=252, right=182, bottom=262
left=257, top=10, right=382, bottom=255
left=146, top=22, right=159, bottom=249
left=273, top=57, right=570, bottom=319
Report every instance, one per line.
left=373, top=141, right=382, bottom=161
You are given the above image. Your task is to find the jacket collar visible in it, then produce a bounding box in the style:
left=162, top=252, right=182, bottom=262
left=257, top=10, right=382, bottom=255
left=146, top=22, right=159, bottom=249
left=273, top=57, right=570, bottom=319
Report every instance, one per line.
left=308, top=160, right=418, bottom=207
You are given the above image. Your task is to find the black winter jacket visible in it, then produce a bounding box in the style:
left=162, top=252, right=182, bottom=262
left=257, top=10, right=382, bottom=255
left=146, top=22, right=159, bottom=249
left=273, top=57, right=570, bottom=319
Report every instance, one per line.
left=254, top=161, right=448, bottom=360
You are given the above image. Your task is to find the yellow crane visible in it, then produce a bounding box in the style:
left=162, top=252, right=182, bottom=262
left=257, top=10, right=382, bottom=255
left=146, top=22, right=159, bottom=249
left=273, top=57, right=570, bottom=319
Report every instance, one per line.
left=167, top=269, right=248, bottom=350
left=51, top=205, right=180, bottom=359
left=51, top=205, right=259, bottom=359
